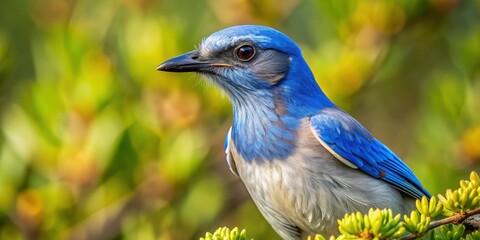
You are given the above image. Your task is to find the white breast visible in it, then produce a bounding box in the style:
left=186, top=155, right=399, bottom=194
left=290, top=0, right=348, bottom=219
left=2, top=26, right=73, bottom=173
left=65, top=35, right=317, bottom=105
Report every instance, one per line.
left=227, top=120, right=413, bottom=239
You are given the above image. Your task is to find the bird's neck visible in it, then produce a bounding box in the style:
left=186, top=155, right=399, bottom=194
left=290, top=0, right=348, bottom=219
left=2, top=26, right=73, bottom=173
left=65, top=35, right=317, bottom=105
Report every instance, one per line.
left=230, top=92, right=299, bottom=163
left=229, top=57, right=336, bottom=163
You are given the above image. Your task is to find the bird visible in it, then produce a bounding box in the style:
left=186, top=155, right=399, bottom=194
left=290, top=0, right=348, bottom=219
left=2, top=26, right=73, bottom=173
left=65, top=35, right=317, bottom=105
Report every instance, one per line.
left=157, top=25, right=430, bottom=240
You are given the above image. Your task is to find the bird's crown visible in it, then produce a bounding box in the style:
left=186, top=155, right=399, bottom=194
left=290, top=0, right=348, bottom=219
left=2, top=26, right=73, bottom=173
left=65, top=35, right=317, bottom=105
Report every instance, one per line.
left=157, top=24, right=330, bottom=109
left=198, top=25, right=302, bottom=58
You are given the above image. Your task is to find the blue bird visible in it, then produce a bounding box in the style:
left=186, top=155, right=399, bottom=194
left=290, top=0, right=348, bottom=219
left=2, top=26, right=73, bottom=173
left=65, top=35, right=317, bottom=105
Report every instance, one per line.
left=157, top=25, right=430, bottom=239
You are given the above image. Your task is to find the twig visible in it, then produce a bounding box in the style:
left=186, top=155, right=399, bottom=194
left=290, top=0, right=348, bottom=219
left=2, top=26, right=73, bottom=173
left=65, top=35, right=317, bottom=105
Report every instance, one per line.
left=402, top=207, right=480, bottom=240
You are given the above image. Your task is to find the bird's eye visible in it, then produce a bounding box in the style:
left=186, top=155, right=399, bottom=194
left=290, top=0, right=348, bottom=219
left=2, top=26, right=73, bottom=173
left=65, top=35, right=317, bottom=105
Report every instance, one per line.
left=235, top=45, right=255, bottom=61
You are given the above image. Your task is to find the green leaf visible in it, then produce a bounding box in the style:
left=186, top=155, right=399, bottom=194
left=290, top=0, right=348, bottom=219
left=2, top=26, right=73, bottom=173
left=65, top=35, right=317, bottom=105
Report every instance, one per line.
left=338, top=208, right=403, bottom=239
left=200, top=227, right=250, bottom=240
left=432, top=224, right=465, bottom=240
left=439, top=171, right=480, bottom=215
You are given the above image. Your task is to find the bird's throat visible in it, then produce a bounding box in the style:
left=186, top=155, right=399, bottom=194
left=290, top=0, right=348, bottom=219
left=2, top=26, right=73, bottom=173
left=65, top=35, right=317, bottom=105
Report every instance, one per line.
left=231, top=95, right=299, bottom=163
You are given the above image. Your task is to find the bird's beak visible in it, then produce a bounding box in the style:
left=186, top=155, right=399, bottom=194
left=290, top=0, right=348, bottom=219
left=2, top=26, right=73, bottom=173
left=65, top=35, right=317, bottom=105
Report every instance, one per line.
left=157, top=51, right=232, bottom=73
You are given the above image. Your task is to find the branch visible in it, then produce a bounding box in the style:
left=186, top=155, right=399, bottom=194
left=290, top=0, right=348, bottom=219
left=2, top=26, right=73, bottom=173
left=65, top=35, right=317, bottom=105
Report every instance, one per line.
left=402, top=208, right=480, bottom=240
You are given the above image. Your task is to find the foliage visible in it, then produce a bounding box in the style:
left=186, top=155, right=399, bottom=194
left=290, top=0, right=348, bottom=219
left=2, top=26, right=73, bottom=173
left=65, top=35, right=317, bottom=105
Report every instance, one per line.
left=439, top=172, right=480, bottom=216
left=403, top=204, right=431, bottom=235
left=338, top=209, right=404, bottom=239
left=200, top=227, right=250, bottom=240
left=464, top=230, right=480, bottom=240
left=430, top=224, right=465, bottom=240
left=209, top=172, right=480, bottom=239
left=328, top=171, right=480, bottom=239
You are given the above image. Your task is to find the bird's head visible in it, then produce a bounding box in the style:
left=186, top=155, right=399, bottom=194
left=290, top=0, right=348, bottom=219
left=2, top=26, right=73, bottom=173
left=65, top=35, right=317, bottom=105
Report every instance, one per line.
left=158, top=25, right=332, bottom=112
left=158, top=25, right=335, bottom=161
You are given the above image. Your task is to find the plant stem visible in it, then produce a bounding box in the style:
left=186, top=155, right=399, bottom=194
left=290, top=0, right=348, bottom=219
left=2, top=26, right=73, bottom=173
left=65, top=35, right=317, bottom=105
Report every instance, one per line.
left=402, top=207, right=480, bottom=240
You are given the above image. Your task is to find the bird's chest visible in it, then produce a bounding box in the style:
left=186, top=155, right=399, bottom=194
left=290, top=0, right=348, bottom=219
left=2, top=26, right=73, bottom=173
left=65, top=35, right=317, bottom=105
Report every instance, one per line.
left=229, top=141, right=334, bottom=234
left=234, top=152, right=306, bottom=203
left=231, top=115, right=299, bottom=163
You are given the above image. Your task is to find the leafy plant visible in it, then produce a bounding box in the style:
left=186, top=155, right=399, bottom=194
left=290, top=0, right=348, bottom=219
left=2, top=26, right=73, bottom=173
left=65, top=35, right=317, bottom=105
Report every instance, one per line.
left=202, top=172, right=480, bottom=240
left=200, top=227, right=250, bottom=240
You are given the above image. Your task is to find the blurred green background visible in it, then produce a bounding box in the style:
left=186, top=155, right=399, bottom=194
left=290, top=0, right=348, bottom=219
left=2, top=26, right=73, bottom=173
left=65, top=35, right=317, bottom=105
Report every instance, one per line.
left=0, top=0, right=479, bottom=239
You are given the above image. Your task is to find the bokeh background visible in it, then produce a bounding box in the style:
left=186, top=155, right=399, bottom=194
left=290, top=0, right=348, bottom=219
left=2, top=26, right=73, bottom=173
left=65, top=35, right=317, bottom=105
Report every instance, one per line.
left=0, top=0, right=479, bottom=239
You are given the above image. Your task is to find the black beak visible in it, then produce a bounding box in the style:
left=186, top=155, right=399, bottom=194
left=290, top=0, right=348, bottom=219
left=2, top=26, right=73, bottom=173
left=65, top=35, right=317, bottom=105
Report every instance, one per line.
left=157, top=51, right=232, bottom=72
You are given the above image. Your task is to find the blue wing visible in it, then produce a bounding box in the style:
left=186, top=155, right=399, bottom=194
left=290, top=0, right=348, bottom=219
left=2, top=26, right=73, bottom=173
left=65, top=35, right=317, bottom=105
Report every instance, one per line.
left=309, top=107, right=430, bottom=199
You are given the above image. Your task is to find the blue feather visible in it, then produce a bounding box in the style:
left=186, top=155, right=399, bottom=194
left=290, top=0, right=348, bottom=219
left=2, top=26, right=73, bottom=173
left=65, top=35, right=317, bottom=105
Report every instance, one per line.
left=310, top=107, right=430, bottom=199
left=158, top=25, right=431, bottom=238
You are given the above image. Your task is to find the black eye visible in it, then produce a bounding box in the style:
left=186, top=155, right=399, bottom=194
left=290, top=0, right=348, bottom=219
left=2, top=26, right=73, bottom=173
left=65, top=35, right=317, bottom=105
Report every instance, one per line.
left=235, top=45, right=255, bottom=61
